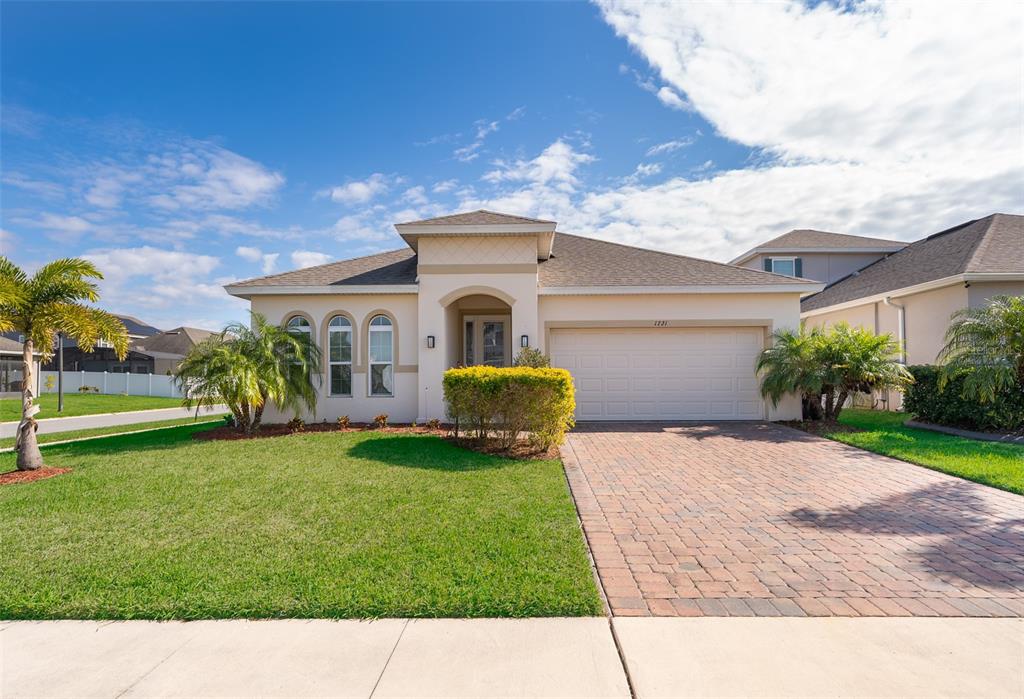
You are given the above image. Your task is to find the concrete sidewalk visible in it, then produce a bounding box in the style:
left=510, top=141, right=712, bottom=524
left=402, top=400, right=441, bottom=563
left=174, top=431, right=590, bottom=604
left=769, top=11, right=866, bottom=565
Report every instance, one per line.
left=0, top=405, right=227, bottom=439
left=2, top=617, right=1020, bottom=697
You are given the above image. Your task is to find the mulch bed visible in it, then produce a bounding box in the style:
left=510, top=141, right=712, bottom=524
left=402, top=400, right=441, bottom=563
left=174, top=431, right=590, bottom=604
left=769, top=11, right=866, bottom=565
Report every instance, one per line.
left=0, top=467, right=71, bottom=486
left=781, top=420, right=863, bottom=437
left=193, top=422, right=554, bottom=459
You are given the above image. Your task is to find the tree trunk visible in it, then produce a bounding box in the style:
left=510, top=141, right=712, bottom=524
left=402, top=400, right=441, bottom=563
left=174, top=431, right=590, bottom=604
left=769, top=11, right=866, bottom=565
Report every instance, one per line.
left=823, top=390, right=836, bottom=422
left=802, top=393, right=823, bottom=421
left=16, top=339, right=44, bottom=471
left=832, top=390, right=850, bottom=422
left=251, top=401, right=265, bottom=432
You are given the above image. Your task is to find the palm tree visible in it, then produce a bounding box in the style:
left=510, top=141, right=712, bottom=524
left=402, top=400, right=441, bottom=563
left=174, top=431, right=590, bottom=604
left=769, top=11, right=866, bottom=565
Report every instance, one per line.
left=938, top=295, right=1024, bottom=403
left=0, top=257, right=129, bottom=471
left=757, top=323, right=912, bottom=422
left=175, top=312, right=320, bottom=433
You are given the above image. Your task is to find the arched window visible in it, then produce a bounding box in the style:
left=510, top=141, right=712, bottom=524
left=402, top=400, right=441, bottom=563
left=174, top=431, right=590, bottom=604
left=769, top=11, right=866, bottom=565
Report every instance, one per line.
left=286, top=316, right=311, bottom=335
left=368, top=315, right=394, bottom=396
left=328, top=316, right=353, bottom=396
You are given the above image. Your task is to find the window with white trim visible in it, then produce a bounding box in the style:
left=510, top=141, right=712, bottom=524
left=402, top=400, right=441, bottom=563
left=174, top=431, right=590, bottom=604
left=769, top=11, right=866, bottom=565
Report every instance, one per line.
left=368, top=315, right=394, bottom=396
left=328, top=316, right=353, bottom=396
left=286, top=316, right=311, bottom=335
left=769, top=257, right=797, bottom=277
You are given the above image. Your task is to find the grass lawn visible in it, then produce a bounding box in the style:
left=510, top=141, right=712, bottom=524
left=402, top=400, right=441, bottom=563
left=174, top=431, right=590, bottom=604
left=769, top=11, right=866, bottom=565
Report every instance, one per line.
left=0, top=424, right=602, bottom=620
left=824, top=409, right=1024, bottom=495
left=0, top=393, right=184, bottom=423
left=0, top=414, right=227, bottom=450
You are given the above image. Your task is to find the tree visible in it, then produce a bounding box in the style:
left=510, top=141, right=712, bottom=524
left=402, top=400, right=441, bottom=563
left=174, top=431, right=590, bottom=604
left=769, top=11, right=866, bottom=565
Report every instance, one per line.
left=757, top=323, right=912, bottom=422
left=0, top=257, right=129, bottom=471
left=937, top=295, right=1024, bottom=403
left=175, top=312, right=321, bottom=433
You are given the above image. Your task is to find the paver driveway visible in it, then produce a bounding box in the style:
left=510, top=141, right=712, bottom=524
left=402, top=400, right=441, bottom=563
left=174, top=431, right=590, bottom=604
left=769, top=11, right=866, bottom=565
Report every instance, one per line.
left=562, top=422, right=1024, bottom=618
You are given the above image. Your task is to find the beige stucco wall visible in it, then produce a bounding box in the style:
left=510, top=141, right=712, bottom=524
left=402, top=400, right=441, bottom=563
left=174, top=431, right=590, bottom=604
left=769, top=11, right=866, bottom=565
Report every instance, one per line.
left=538, top=292, right=805, bottom=420
left=250, top=293, right=420, bottom=423
left=416, top=235, right=538, bottom=265
left=967, top=280, right=1024, bottom=307
left=742, top=252, right=887, bottom=284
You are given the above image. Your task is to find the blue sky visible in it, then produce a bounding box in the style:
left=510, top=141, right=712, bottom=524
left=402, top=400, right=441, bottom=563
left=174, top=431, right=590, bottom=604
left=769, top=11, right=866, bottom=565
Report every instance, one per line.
left=2, top=1, right=1021, bottom=329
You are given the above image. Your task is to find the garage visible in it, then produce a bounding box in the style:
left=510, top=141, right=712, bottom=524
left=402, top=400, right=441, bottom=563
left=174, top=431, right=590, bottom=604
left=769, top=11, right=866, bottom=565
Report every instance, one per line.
left=549, top=327, right=765, bottom=421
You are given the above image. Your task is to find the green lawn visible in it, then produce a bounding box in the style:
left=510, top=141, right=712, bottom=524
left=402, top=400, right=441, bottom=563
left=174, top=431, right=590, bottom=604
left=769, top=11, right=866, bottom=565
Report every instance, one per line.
left=0, top=414, right=227, bottom=450
left=0, top=425, right=601, bottom=620
left=1, top=393, right=184, bottom=422
left=824, top=409, right=1024, bottom=495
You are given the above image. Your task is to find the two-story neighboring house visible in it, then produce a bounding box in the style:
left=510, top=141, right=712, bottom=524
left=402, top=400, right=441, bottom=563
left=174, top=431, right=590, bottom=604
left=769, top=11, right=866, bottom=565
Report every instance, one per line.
left=730, top=229, right=907, bottom=283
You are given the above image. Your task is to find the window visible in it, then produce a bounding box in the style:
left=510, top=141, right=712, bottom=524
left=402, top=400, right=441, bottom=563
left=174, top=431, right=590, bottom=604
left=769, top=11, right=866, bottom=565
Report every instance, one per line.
left=286, top=316, right=311, bottom=335
left=368, top=315, right=394, bottom=396
left=768, top=257, right=797, bottom=277
left=328, top=316, right=353, bottom=396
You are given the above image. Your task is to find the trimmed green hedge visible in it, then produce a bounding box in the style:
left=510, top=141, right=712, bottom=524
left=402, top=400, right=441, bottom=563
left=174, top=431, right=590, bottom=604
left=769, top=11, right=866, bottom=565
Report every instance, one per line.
left=904, top=365, right=1024, bottom=431
left=443, top=366, right=576, bottom=450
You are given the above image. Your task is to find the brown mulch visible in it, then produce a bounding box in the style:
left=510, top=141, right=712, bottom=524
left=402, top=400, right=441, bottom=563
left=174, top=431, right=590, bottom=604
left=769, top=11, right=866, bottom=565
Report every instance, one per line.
left=0, top=467, right=71, bottom=486
left=781, top=420, right=863, bottom=437
left=446, top=436, right=557, bottom=460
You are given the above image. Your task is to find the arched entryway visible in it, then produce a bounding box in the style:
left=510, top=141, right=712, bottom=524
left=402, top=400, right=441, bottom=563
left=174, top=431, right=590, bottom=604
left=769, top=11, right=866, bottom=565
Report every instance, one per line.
left=442, top=292, right=514, bottom=368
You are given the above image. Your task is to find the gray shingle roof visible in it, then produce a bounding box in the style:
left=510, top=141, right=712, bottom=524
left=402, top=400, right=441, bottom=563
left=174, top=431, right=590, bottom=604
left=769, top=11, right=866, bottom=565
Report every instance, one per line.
left=801, top=214, right=1024, bottom=312
left=754, top=229, right=907, bottom=251
left=0, top=336, right=23, bottom=354
left=135, top=327, right=215, bottom=355
left=230, top=232, right=806, bottom=290
left=398, top=210, right=555, bottom=226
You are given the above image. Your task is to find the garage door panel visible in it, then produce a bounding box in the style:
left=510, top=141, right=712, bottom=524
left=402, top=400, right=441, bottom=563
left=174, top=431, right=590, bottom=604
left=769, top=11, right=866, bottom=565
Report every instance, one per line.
left=551, top=327, right=764, bottom=421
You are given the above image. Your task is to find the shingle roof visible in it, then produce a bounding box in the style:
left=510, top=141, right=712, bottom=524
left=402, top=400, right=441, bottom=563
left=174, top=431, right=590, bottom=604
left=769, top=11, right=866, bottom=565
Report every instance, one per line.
left=754, top=229, right=907, bottom=251
left=115, top=314, right=162, bottom=337
left=801, top=214, right=1024, bottom=312
left=230, top=248, right=418, bottom=287
left=0, top=336, right=23, bottom=354
left=135, top=327, right=215, bottom=355
left=397, top=210, right=555, bottom=226
left=539, top=233, right=802, bottom=287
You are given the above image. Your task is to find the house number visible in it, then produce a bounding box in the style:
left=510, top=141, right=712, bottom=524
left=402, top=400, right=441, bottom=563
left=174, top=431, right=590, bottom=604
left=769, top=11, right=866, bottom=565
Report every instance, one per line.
left=653, top=320, right=669, bottom=327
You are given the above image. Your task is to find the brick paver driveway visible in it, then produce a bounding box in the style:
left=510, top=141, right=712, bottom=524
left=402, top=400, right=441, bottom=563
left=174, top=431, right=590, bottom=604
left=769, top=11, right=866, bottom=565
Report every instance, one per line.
left=562, top=422, right=1024, bottom=617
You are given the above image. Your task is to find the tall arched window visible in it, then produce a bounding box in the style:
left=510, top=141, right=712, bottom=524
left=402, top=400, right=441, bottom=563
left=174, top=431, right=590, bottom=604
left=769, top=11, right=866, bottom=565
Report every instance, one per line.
left=286, top=316, right=311, bottom=335
left=328, top=316, right=353, bottom=396
left=368, top=315, right=394, bottom=396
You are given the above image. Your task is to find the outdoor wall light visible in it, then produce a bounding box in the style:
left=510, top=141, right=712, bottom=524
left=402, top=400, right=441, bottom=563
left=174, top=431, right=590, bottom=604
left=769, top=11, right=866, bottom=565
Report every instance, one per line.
left=426, top=336, right=435, bottom=349
left=521, top=335, right=529, bottom=348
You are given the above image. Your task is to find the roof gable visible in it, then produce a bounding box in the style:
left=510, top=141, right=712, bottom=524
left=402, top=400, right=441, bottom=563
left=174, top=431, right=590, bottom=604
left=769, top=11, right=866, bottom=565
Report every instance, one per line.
left=801, top=214, right=1024, bottom=312
left=229, top=248, right=417, bottom=288
left=398, top=210, right=554, bottom=226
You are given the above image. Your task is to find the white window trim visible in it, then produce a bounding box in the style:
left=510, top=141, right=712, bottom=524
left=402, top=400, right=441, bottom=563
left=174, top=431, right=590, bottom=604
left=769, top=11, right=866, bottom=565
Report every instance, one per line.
left=368, top=315, right=394, bottom=397
left=769, top=256, right=797, bottom=276
left=327, top=317, right=353, bottom=397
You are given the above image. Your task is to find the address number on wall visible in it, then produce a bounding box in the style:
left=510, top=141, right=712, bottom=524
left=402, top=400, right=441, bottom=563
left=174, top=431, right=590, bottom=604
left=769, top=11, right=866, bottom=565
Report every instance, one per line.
left=653, top=320, right=669, bottom=327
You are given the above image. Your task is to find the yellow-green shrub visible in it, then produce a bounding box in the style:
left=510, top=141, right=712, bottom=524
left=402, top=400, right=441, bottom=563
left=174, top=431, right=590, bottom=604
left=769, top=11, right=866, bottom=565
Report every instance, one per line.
left=443, top=366, right=576, bottom=450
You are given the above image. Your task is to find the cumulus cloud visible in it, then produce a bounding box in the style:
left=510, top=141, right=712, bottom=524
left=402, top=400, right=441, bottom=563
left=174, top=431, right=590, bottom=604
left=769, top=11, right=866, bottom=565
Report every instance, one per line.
left=403, top=185, right=429, bottom=205
left=432, top=179, right=458, bottom=193
left=235, top=245, right=278, bottom=274
left=321, top=173, right=391, bottom=205
left=82, top=246, right=223, bottom=311
left=483, top=139, right=595, bottom=189
left=291, top=250, right=332, bottom=268
left=623, top=162, right=662, bottom=184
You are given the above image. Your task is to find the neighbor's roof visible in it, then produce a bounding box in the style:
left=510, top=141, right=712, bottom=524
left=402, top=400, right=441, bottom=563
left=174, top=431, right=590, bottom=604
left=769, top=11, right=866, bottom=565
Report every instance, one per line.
left=730, top=229, right=906, bottom=264
left=135, top=327, right=215, bottom=355
left=801, top=214, right=1024, bottom=312
left=229, top=232, right=807, bottom=290
left=0, top=336, right=23, bottom=354
left=397, top=210, right=555, bottom=226
left=116, top=314, right=162, bottom=337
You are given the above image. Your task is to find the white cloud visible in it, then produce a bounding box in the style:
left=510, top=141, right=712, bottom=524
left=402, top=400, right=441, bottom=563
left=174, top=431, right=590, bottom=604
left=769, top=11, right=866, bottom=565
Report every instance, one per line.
left=291, top=250, right=332, bottom=268
left=403, top=185, right=429, bottom=205
left=82, top=246, right=223, bottom=310
left=644, top=138, right=694, bottom=157
left=2, top=172, right=64, bottom=199
left=321, top=173, right=391, bottom=205
left=432, top=179, right=458, bottom=193
left=235, top=245, right=279, bottom=274
left=452, top=109, right=523, bottom=163
left=0, top=229, right=14, bottom=254
left=655, top=86, right=689, bottom=111
left=23, top=213, right=93, bottom=242
left=623, top=162, right=662, bottom=184
left=483, top=139, right=595, bottom=189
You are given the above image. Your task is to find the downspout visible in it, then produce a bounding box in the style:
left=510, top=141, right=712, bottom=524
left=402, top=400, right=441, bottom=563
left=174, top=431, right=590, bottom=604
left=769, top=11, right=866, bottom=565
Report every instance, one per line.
left=883, top=296, right=907, bottom=364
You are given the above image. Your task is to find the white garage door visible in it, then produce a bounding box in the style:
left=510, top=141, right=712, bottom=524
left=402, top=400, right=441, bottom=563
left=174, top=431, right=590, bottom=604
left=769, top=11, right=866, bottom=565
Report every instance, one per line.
left=550, top=327, right=764, bottom=421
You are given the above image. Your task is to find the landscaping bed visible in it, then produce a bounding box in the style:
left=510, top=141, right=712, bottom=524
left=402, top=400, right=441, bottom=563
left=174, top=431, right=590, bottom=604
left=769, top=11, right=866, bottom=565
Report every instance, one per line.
left=0, top=466, right=70, bottom=486
left=0, top=422, right=601, bottom=619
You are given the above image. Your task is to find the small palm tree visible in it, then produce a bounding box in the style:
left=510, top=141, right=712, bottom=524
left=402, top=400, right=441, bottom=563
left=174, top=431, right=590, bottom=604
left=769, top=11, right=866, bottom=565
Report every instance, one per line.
left=938, top=295, right=1024, bottom=402
left=756, top=327, right=826, bottom=420
left=0, top=257, right=129, bottom=471
left=175, top=312, right=320, bottom=433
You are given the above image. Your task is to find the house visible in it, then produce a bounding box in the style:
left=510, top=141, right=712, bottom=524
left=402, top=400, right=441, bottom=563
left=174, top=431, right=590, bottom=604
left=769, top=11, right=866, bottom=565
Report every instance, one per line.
left=0, top=336, right=41, bottom=398
left=730, top=229, right=907, bottom=283
left=226, top=210, right=822, bottom=423
left=800, top=214, right=1023, bottom=365
left=133, top=326, right=215, bottom=375
left=39, top=314, right=162, bottom=374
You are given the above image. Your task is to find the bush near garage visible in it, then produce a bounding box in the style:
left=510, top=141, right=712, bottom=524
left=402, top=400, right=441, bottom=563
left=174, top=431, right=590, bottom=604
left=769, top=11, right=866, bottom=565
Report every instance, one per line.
left=904, top=365, right=1024, bottom=432
left=443, top=366, right=576, bottom=451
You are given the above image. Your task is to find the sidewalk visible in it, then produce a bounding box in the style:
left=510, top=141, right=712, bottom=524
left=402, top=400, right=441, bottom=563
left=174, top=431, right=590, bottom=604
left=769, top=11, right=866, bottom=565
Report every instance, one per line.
left=2, top=617, right=1020, bottom=698
left=0, top=405, right=227, bottom=439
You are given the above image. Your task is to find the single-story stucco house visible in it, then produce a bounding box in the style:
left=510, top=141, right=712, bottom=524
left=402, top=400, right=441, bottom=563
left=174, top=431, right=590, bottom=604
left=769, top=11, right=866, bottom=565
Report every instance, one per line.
left=226, top=210, right=823, bottom=424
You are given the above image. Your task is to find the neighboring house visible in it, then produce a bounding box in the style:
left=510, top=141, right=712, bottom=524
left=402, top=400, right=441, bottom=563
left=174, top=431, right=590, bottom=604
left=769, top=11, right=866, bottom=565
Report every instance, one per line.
left=134, top=326, right=215, bottom=374
left=0, top=336, right=41, bottom=397
left=801, top=212, right=1024, bottom=371
left=731, top=229, right=907, bottom=283
left=39, top=314, right=162, bottom=373
left=226, top=210, right=822, bottom=423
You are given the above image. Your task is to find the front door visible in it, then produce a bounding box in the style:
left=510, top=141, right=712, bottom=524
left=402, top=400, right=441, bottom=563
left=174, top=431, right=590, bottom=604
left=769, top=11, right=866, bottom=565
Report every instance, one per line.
left=463, top=315, right=512, bottom=367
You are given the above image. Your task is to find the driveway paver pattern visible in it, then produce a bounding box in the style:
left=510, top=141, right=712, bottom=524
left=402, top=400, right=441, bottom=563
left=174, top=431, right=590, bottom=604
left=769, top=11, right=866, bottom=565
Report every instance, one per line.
left=562, top=422, right=1024, bottom=617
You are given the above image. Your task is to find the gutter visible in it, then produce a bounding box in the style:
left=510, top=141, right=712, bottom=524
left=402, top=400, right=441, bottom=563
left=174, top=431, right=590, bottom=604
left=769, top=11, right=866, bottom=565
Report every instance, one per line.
left=883, top=296, right=907, bottom=364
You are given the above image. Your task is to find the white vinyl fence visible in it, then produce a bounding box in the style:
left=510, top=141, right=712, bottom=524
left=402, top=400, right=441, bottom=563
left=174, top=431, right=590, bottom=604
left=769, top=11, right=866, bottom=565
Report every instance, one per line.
left=39, top=371, right=184, bottom=398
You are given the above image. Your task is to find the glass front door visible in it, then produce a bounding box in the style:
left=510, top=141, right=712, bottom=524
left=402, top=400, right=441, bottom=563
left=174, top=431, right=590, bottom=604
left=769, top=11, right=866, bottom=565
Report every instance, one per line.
left=463, top=315, right=511, bottom=367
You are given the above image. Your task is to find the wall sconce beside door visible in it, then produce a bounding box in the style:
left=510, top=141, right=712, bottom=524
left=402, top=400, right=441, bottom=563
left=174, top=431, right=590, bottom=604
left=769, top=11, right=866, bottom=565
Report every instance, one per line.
left=426, top=336, right=435, bottom=349
left=520, top=335, right=529, bottom=348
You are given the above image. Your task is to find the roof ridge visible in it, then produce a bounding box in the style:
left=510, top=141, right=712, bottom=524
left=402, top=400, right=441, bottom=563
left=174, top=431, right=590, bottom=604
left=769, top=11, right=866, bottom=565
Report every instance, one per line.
left=962, top=215, right=999, bottom=272
left=553, top=232, right=802, bottom=282
left=233, top=247, right=411, bottom=286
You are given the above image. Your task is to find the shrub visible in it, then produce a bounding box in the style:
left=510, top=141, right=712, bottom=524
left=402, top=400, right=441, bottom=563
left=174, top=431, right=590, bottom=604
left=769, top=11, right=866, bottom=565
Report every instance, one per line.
left=426, top=418, right=442, bottom=431
left=286, top=417, right=305, bottom=433
left=374, top=413, right=389, bottom=429
left=443, top=366, right=575, bottom=450
left=513, top=347, right=551, bottom=368
left=904, top=365, right=1024, bottom=432
left=78, top=385, right=99, bottom=393
left=337, top=415, right=350, bottom=430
